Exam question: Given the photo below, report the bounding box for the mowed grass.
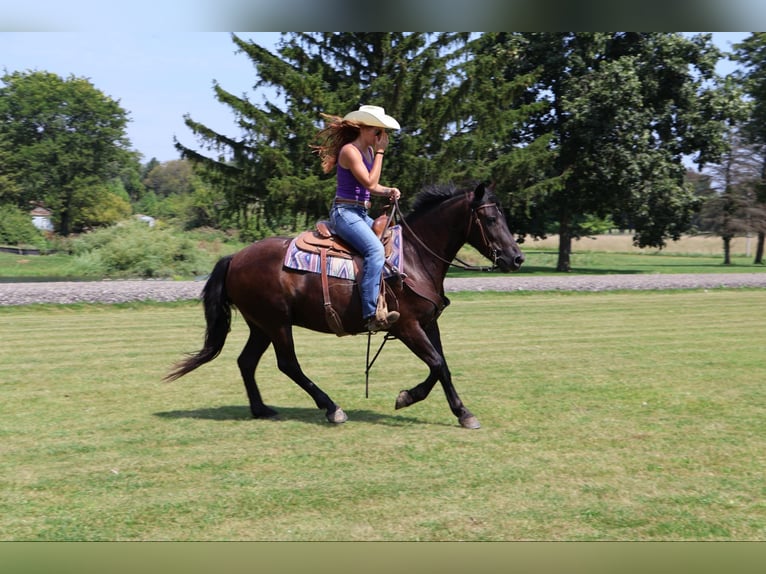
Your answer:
[1,290,765,540]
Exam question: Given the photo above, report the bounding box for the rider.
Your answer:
[314,105,402,332]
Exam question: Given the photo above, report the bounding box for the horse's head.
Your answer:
[468,183,525,272]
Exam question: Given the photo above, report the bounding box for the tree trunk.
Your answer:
[723,236,731,265]
[59,208,71,237]
[557,220,572,272]
[755,231,765,264]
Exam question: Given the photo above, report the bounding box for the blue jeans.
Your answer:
[330,204,385,319]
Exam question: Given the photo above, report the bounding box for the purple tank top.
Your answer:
[336,146,373,203]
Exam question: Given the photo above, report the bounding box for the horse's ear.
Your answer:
[473,182,486,204]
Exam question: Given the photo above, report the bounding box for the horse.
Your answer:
[165,182,525,429]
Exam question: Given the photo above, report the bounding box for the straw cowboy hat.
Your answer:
[343,105,401,130]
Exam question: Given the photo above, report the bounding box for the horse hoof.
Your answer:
[459,415,481,429]
[327,408,348,424]
[395,390,413,410]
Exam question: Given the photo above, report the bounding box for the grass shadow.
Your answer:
[154,404,445,427]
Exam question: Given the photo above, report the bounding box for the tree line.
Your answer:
[3,33,766,269]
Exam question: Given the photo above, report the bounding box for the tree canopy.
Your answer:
[0,70,134,234]
[481,32,738,270]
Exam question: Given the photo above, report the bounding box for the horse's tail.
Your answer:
[164,255,233,382]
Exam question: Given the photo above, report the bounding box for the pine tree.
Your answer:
[175,32,475,238]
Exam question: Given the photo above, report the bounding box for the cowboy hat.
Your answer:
[343,105,400,130]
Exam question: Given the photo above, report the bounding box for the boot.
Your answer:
[365,311,400,332]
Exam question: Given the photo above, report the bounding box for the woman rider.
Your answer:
[314,105,402,332]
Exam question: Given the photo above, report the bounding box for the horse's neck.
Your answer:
[404,202,469,278]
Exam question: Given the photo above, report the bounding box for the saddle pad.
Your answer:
[283,225,403,281]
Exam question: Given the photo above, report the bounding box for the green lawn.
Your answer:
[1,290,764,540]
[0,251,96,280]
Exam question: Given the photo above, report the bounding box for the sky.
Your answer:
[0,31,753,165]
[0,32,282,163]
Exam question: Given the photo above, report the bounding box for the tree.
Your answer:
[700,128,766,265]
[733,32,766,263]
[175,32,475,238]
[73,178,132,230]
[138,159,224,229]
[115,152,147,204]
[474,33,737,271]
[0,133,22,205]
[699,130,754,264]
[143,159,196,197]
[0,70,133,235]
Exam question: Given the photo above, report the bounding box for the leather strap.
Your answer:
[320,247,346,336]
[403,276,449,319]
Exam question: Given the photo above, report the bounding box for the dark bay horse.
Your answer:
[165,182,524,428]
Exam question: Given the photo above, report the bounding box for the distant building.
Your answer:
[30,207,54,232]
[135,214,156,227]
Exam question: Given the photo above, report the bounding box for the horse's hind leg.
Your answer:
[271,325,347,424]
[239,322,278,419]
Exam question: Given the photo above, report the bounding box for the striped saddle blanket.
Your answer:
[283,225,403,281]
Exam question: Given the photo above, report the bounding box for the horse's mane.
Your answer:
[406,183,463,220]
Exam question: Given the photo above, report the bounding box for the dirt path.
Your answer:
[2,273,766,306]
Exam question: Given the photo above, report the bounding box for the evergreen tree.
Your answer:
[175,32,475,238]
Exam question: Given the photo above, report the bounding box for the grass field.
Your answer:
[1,290,765,541]
[527,233,759,256]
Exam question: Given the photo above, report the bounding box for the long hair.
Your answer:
[312,113,362,174]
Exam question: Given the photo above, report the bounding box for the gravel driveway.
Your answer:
[2,273,765,306]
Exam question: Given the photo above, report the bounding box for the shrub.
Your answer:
[0,205,46,248]
[70,219,213,278]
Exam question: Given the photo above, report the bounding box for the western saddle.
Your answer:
[292,214,398,336]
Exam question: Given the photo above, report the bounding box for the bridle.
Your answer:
[390,195,502,272]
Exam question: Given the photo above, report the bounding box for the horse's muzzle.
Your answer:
[497,252,525,272]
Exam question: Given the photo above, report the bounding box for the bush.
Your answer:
[70,219,213,278]
[0,205,46,248]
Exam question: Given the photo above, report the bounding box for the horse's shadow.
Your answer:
[154,405,452,428]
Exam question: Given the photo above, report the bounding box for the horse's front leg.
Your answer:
[395,320,480,429]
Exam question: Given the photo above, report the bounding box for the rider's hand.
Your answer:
[374,130,389,152]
